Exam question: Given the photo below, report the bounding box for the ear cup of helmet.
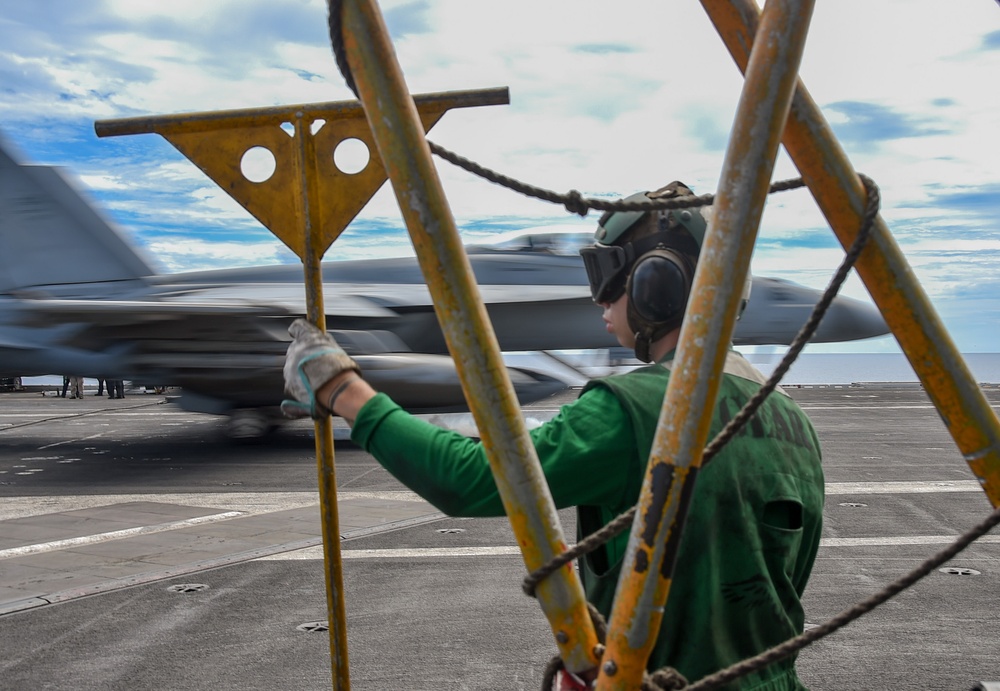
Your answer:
[625,248,695,327]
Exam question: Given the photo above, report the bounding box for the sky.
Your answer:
[1,0,998,354]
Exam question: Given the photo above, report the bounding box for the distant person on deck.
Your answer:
[282,181,825,689]
[108,379,125,399]
[66,376,84,399]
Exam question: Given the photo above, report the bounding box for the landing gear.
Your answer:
[226,409,274,440]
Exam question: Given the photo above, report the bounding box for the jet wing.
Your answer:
[332,283,592,306]
[11,288,395,327]
[0,332,40,350]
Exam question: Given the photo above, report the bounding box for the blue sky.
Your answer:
[1,1,998,353]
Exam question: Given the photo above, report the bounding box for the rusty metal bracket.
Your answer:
[95,88,508,261]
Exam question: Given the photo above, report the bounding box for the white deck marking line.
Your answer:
[259,546,524,560]
[799,404,1000,410]
[342,546,522,558]
[821,535,1000,547]
[0,490,422,521]
[825,480,983,494]
[0,484,981,523]
[798,404,939,409]
[0,511,242,559]
[37,432,106,450]
[265,534,1000,561]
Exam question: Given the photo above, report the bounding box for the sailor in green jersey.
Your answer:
[282,181,824,690]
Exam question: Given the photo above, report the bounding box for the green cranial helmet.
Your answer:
[581,182,706,307]
[594,183,707,249]
[580,181,752,362]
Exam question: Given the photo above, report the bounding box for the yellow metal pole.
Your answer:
[702,0,1000,507]
[292,113,351,689]
[95,88,508,691]
[337,0,601,674]
[595,1,815,687]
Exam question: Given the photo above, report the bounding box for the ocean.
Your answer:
[742,352,1000,386]
[16,353,1000,391]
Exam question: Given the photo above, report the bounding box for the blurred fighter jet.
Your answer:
[0,137,888,437]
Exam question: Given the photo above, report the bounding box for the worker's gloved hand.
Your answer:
[281,318,361,419]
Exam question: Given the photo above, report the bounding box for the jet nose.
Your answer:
[812,294,890,343]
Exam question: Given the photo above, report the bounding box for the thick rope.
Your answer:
[644,668,689,691]
[324,2,805,219]
[524,507,633,599]
[431,140,804,217]
[326,0,359,98]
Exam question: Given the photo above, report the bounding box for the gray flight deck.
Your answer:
[1,383,998,689]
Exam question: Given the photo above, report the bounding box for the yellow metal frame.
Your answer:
[92,0,1000,686]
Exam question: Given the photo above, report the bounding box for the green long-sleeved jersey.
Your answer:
[351,350,824,690]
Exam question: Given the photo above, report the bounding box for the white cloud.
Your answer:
[104,0,221,21]
[146,237,287,272]
[2,0,998,353]
[77,173,129,191]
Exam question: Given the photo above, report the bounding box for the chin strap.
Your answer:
[631,320,680,364]
[634,332,652,363]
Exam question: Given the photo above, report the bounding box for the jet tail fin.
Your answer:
[0,134,155,294]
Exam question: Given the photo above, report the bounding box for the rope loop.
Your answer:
[564,189,589,217]
[643,668,689,691]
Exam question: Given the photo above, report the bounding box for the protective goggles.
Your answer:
[580,200,652,304]
[582,217,703,304]
[580,243,631,304]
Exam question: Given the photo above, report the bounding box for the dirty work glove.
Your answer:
[281,318,361,419]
